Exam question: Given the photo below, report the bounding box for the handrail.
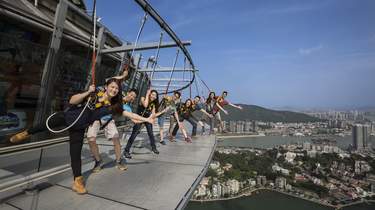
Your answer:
[0,124,133,156]
[175,136,218,210]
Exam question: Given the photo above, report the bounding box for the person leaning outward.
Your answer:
[123,89,168,159]
[213,91,243,132]
[171,99,196,143]
[87,88,139,173]
[192,95,213,135]
[205,92,217,134]
[167,91,182,138]
[9,79,155,195]
[157,95,175,145]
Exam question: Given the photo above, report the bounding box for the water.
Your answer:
[217,135,375,150]
[186,190,333,210]
[185,135,375,210]
[185,190,375,210]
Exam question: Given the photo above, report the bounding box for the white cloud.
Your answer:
[299,44,323,55]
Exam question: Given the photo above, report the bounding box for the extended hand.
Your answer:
[147,115,155,124]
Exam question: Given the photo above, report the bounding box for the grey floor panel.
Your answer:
[3,134,216,210]
[6,186,142,210]
[0,203,20,210]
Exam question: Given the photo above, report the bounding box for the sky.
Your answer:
[86,0,375,109]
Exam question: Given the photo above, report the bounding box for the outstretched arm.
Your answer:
[200,109,213,118]
[69,85,95,105]
[122,111,155,124]
[216,103,228,115]
[154,106,170,117]
[229,102,243,110]
[141,89,151,107]
[111,68,129,80]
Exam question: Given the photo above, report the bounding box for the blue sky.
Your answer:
[87,0,375,109]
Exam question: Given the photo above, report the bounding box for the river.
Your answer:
[186,190,375,210]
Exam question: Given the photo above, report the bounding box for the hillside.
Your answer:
[221,104,321,123]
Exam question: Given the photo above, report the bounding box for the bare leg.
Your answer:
[159,127,164,142]
[88,138,101,161]
[111,137,121,161]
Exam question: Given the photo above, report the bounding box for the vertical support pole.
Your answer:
[150,32,163,80]
[165,49,179,94]
[129,54,142,89]
[34,0,68,125]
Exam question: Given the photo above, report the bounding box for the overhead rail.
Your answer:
[133,0,197,94]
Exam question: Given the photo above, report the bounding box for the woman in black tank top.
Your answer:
[123,89,168,159]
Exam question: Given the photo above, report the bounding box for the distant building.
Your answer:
[352,124,370,151]
[229,121,236,133]
[303,142,311,151]
[222,121,228,132]
[245,121,252,132]
[367,174,375,193]
[275,177,287,189]
[236,121,244,133]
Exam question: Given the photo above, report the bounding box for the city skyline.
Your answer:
[86,0,375,109]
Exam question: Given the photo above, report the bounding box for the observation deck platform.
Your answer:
[0,124,216,210]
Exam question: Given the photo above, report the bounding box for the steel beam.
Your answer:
[151,78,191,82]
[152,84,185,88]
[100,41,191,54]
[34,0,68,124]
[138,68,196,73]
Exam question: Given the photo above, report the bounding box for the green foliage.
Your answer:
[213,150,275,181]
[221,104,321,123]
[206,168,218,177]
[292,181,329,197]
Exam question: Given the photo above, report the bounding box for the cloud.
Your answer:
[299,44,323,55]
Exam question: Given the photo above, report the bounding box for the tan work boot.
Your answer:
[72,176,87,194]
[10,130,30,143]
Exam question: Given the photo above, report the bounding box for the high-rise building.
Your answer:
[236,121,244,133]
[229,121,236,133]
[352,124,370,151]
[245,121,252,132]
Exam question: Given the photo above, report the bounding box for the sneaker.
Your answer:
[92,159,103,173]
[116,159,128,171]
[185,137,192,143]
[160,141,166,145]
[10,130,30,143]
[151,147,159,154]
[169,135,176,142]
[123,151,132,159]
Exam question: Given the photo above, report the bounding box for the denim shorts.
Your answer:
[158,115,165,127]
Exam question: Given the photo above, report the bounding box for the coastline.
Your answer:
[191,188,375,209]
[217,134,264,139]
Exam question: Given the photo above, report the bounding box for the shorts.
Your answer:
[158,115,165,127]
[87,119,119,140]
[214,112,222,121]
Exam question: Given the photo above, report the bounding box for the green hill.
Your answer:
[221,104,321,123]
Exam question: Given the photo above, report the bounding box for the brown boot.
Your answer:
[10,130,30,143]
[72,176,87,194]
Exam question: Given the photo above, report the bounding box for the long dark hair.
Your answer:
[206,91,216,104]
[185,99,192,108]
[149,89,160,111]
[105,78,123,114]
